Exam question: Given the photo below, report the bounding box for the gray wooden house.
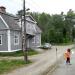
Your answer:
[0,6,41,52]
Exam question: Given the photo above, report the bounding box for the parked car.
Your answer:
[43,43,52,49]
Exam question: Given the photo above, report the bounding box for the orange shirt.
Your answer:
[65,52,70,58]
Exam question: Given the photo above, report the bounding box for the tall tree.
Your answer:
[17,9,75,44]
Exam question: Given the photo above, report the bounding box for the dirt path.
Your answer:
[2,45,74,75]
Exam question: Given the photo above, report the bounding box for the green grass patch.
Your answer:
[54,42,74,46]
[0,59,31,75]
[0,49,39,57]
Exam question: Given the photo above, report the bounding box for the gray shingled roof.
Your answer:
[25,15,41,34]
[0,11,42,35]
[0,12,20,30]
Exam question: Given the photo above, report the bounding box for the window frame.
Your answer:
[14,33,19,45]
[0,35,2,45]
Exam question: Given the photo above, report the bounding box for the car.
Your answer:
[43,43,52,49]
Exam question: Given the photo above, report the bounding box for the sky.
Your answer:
[0,0,75,15]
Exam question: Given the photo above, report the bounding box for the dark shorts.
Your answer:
[66,57,70,63]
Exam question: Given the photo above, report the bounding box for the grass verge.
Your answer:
[0,59,31,75]
[0,49,39,57]
[54,42,74,46]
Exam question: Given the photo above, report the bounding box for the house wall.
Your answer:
[0,30,8,51]
[0,16,8,52]
[26,21,36,35]
[28,37,34,48]
[19,16,41,50]
[28,33,41,49]
[27,38,30,48]
[35,33,41,47]
[10,30,22,51]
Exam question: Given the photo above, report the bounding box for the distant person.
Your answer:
[64,48,71,64]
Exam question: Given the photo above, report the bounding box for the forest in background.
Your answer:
[17,9,75,44]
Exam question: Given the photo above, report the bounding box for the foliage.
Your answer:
[0,59,31,74]
[17,9,75,44]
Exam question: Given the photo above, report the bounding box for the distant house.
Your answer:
[0,6,42,52]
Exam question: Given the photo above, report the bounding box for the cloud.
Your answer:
[0,0,75,14]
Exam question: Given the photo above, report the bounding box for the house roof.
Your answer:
[0,11,41,34]
[35,25,42,33]
[21,15,41,34]
[25,15,37,23]
[25,15,42,34]
[0,12,20,30]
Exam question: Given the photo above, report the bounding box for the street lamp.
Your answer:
[26,8,30,11]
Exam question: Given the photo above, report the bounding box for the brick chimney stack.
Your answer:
[0,6,6,13]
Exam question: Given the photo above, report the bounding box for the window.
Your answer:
[0,35,2,45]
[14,33,19,45]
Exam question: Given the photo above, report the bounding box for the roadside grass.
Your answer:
[0,49,37,74]
[0,49,39,57]
[54,42,74,46]
[0,59,31,75]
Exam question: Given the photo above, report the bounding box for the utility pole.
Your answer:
[22,0,28,63]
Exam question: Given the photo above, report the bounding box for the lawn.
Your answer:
[0,49,38,74]
[0,59,31,75]
[0,49,39,57]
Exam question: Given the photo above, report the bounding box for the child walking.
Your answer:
[64,48,71,64]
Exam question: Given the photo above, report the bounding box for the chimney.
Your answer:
[0,6,6,13]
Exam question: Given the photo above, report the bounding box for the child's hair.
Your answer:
[67,48,71,52]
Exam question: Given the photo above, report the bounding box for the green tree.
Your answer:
[17,9,75,44]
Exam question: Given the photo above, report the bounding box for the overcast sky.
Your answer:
[0,0,75,15]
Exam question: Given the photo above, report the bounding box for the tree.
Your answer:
[17,9,75,44]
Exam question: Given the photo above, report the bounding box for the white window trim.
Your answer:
[14,33,19,45]
[0,35,2,45]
